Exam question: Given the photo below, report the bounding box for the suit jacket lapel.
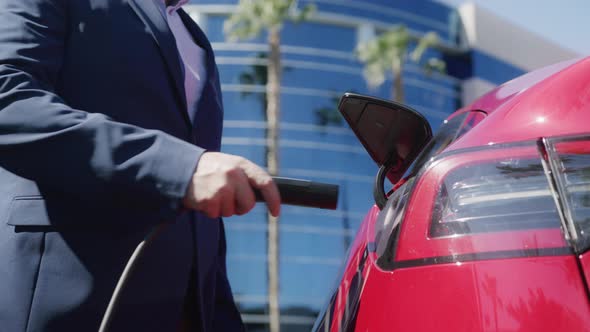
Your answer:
[177,9,215,69]
[177,9,217,104]
[177,9,218,105]
[128,0,192,129]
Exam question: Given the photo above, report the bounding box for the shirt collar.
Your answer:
[163,0,188,14]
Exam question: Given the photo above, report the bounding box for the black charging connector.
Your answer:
[254,177,339,210]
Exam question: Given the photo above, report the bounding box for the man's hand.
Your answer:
[183,152,281,218]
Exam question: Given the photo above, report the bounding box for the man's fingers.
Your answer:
[258,180,281,217]
[240,162,281,216]
[220,186,236,218]
[202,198,221,219]
[234,175,256,215]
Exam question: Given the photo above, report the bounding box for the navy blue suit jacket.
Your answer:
[0,0,244,331]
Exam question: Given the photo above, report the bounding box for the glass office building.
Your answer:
[184,1,576,330]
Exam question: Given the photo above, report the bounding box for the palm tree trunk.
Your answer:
[391,55,404,103]
[267,25,281,332]
[393,69,404,103]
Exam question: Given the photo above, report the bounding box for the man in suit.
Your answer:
[0,0,279,330]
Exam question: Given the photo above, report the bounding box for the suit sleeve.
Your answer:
[213,220,246,331]
[0,0,202,211]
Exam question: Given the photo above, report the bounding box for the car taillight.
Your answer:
[430,156,562,238]
[380,142,573,266]
[544,136,590,253]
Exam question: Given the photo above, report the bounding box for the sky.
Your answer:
[435,0,590,56]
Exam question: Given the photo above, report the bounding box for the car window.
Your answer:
[374,178,414,268]
[403,111,484,179]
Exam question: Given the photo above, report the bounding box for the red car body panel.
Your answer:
[450,57,588,151]
[580,253,590,294]
[315,57,590,331]
[356,256,590,332]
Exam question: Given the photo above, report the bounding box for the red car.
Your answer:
[313,57,590,331]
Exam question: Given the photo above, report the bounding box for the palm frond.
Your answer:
[225,0,314,40]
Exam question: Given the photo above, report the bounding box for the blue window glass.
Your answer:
[206,14,267,43]
[227,259,268,298]
[279,262,342,311]
[281,22,355,51]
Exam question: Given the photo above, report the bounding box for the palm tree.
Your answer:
[314,95,344,131]
[356,25,446,103]
[238,53,269,110]
[225,2,314,331]
[238,53,293,116]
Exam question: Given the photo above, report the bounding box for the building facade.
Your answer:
[183,1,577,330]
